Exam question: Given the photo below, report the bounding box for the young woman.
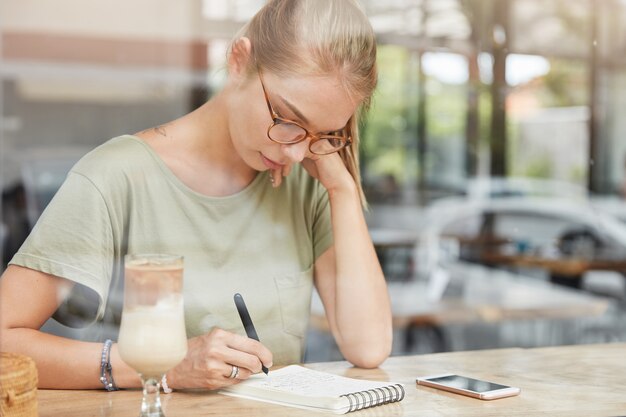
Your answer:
[0,0,392,390]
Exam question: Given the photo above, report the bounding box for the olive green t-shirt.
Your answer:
[10,135,333,365]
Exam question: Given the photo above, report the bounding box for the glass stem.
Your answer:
[140,376,164,417]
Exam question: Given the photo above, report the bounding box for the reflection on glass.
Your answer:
[427,375,509,393]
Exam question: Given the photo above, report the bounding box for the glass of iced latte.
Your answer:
[118,254,187,417]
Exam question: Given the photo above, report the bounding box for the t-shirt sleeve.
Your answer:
[9,171,114,326]
[312,183,333,261]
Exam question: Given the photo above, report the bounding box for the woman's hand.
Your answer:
[165,328,272,390]
[270,153,355,194]
[301,153,355,194]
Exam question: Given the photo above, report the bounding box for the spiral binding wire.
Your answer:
[339,383,405,413]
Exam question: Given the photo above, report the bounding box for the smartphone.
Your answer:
[416,374,520,400]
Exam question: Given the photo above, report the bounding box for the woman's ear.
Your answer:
[228,37,253,79]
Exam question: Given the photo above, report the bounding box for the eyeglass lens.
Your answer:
[268,123,347,154]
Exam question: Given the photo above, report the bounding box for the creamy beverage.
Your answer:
[118,257,187,379]
[118,298,187,377]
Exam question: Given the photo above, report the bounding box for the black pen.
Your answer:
[234,293,269,375]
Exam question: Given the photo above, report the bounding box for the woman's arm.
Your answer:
[0,265,271,389]
[0,265,141,389]
[304,156,392,368]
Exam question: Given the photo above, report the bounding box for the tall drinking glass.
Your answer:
[118,254,188,417]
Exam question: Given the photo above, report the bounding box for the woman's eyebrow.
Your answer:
[275,94,310,126]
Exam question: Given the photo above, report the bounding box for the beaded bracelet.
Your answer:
[99,339,119,391]
[161,374,173,394]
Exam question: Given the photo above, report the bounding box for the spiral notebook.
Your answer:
[220,365,405,414]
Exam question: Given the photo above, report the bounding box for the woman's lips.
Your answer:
[261,154,285,170]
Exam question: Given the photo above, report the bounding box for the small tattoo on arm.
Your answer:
[136,124,172,140]
[154,125,169,138]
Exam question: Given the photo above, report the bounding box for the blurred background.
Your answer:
[2,0,626,361]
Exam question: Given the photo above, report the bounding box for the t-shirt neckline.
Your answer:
[122,134,268,203]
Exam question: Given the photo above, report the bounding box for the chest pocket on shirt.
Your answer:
[274,266,314,338]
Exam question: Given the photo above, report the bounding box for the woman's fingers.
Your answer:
[271,168,282,188]
[226,332,273,373]
[270,164,295,188]
[205,329,272,374]
[302,153,355,192]
[282,164,292,178]
[219,361,253,381]
[167,328,272,390]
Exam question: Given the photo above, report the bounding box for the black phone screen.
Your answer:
[425,375,510,393]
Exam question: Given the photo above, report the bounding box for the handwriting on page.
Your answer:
[253,367,389,398]
[266,370,336,392]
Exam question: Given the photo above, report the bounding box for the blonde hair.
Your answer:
[232,0,377,207]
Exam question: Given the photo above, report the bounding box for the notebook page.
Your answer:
[221,365,402,413]
[255,365,395,397]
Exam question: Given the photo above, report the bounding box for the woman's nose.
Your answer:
[281,140,310,163]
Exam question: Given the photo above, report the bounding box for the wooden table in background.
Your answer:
[38,343,626,417]
[483,252,626,277]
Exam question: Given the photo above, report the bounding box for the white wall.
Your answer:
[2,0,203,40]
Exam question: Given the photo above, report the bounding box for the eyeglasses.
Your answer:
[258,70,352,155]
